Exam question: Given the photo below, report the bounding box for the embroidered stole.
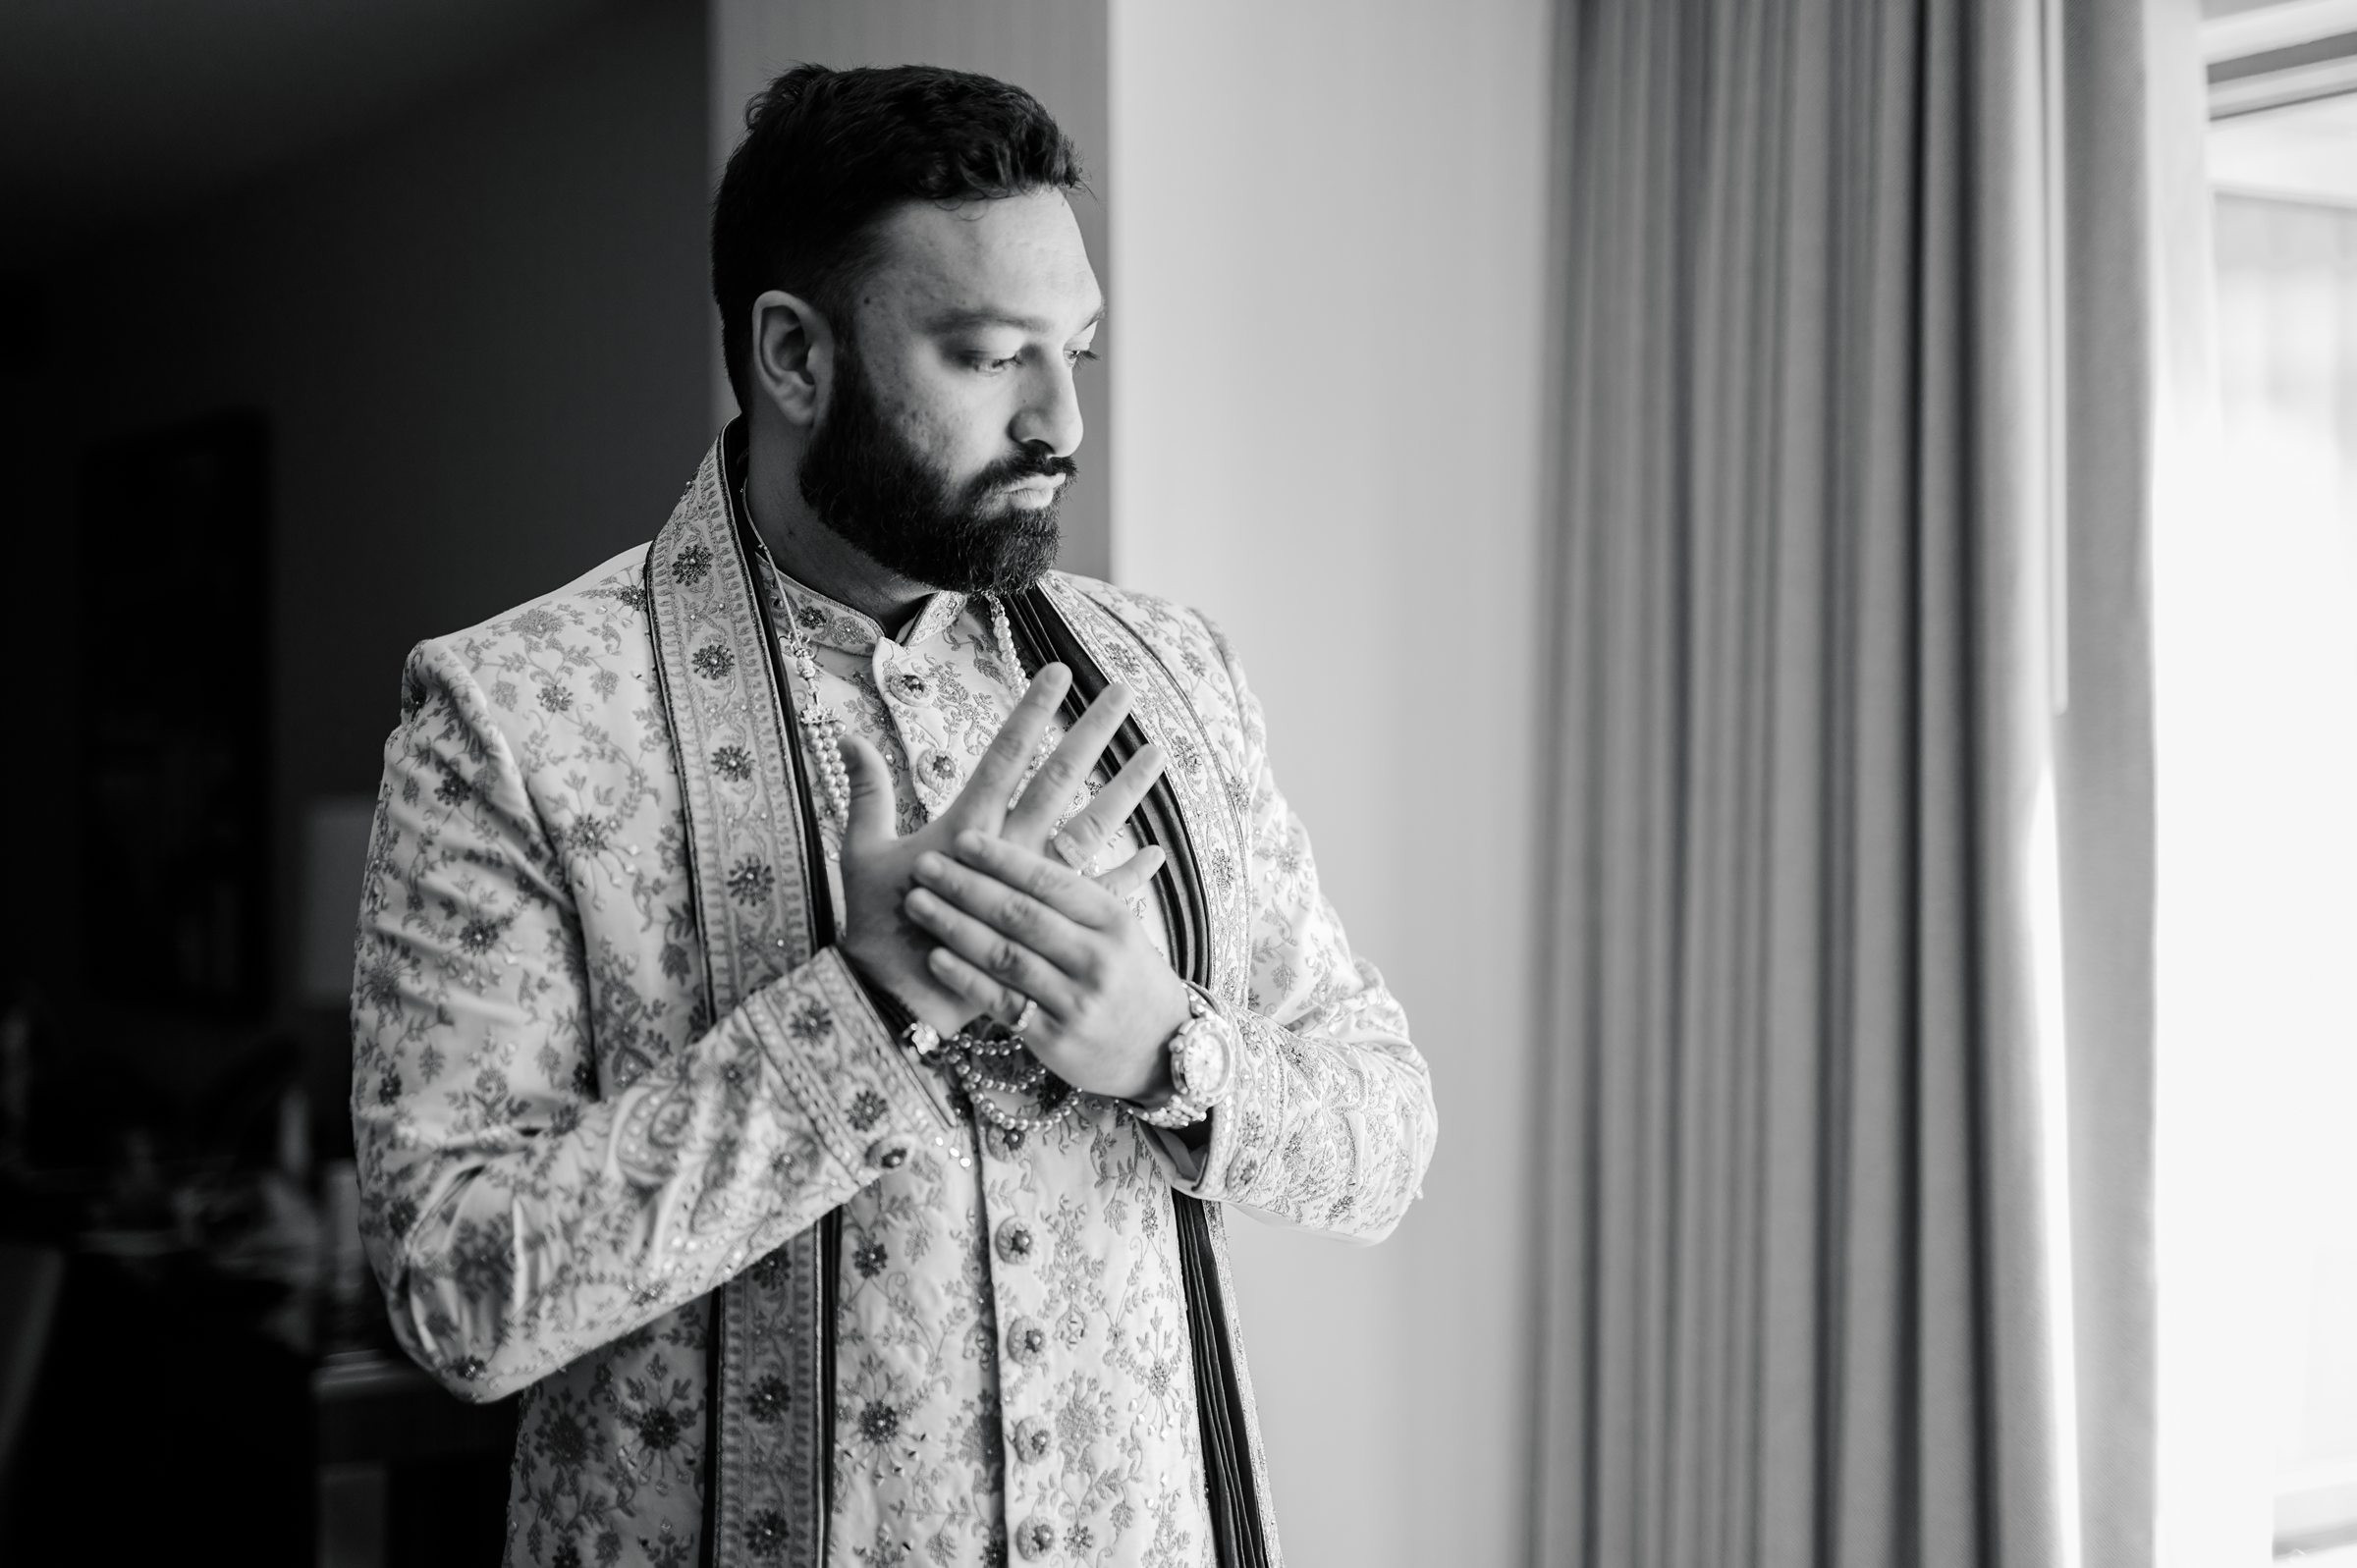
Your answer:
[644,435,1268,1567]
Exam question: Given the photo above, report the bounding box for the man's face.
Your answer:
[797,189,1103,595]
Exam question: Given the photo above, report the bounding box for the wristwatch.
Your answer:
[1131,986,1238,1128]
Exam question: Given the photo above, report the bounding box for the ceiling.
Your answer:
[0,0,629,270]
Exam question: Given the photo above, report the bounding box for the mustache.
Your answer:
[972,447,1080,489]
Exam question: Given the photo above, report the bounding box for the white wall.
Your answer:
[1110,5,1554,1563]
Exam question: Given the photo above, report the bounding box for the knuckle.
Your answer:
[988,941,1025,979]
[999,893,1038,933]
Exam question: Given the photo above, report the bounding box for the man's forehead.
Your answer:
[862,192,1102,332]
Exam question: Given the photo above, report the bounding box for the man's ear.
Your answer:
[749,289,834,427]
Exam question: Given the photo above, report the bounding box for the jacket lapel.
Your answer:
[645,431,835,1568]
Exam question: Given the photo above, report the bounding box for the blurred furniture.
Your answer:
[0,1244,64,1534]
[315,1347,517,1568]
[77,410,271,1020]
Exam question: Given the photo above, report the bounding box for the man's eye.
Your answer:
[1067,348,1100,369]
[965,352,1020,373]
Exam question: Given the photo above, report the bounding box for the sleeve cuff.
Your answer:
[742,947,957,1179]
[1146,992,1271,1202]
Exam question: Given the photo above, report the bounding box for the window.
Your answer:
[2176,4,2357,1560]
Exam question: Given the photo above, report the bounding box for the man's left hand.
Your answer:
[904,831,1192,1103]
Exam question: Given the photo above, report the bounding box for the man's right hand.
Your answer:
[835,662,1169,1034]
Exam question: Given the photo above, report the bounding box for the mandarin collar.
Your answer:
[723,419,976,656]
[758,557,970,656]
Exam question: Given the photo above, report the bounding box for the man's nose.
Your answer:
[1010,359,1083,459]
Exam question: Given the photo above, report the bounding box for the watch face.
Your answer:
[1178,1020,1233,1103]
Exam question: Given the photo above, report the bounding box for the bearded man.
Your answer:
[353,63,1435,1568]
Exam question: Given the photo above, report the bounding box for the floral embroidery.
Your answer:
[725,857,773,905]
[671,541,712,585]
[538,683,575,713]
[633,1405,685,1450]
[746,1375,790,1423]
[712,744,753,783]
[741,1511,788,1558]
[691,642,735,680]
[456,914,508,954]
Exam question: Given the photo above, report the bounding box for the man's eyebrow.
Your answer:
[923,304,1106,337]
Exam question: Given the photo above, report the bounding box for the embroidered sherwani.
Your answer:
[352,431,1437,1568]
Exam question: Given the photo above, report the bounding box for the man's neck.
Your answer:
[743,434,938,639]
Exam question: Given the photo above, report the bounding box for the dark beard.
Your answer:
[797,343,1074,595]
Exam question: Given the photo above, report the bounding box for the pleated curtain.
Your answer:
[1530,1,2192,1563]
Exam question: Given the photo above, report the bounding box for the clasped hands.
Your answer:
[835,663,1193,1105]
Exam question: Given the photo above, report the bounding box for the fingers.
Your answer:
[946,831,1127,931]
[1091,844,1167,901]
[1005,682,1132,844]
[904,878,1074,1015]
[1049,741,1165,872]
[838,733,897,847]
[923,946,1032,1026]
[954,664,1072,835]
[910,847,1096,970]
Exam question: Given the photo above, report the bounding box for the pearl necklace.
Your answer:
[769,576,1088,1140]
[776,592,1025,824]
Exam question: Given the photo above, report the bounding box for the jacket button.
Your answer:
[1011,1415,1052,1464]
[1014,1516,1057,1559]
[994,1217,1034,1264]
[1006,1318,1047,1365]
[867,1139,907,1170]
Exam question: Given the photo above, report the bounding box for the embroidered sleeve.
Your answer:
[352,638,951,1402]
[1164,616,1437,1243]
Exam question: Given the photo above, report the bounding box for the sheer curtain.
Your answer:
[1529,1,2200,1563]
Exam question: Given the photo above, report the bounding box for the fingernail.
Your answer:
[913,851,944,879]
[955,830,987,855]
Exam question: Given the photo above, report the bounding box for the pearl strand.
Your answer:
[773,583,1081,1138]
[948,1054,1087,1134]
[988,594,1025,689]
[776,622,852,824]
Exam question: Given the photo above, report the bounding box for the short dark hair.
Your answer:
[711,63,1086,410]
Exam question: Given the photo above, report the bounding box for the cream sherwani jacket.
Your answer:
[352,432,1437,1568]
